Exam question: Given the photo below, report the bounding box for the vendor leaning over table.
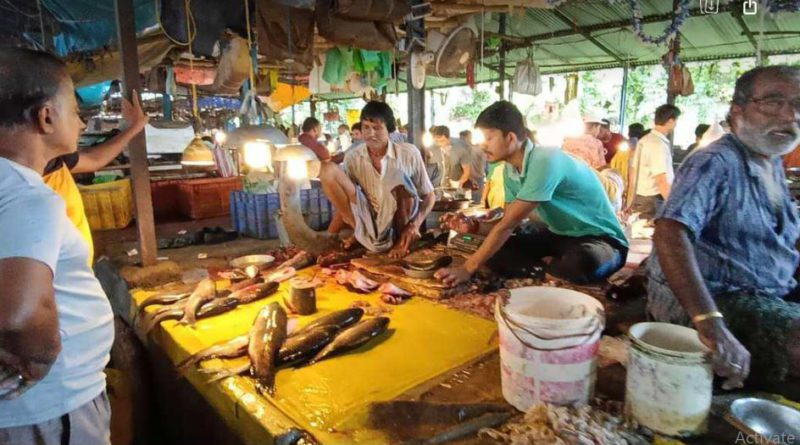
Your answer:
[436,101,628,286]
[648,65,800,390]
[319,101,435,258]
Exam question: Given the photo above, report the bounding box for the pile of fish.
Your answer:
[138,276,282,333]
[177,307,391,395]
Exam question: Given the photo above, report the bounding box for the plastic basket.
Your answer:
[230,189,332,239]
[177,177,243,220]
[79,178,134,231]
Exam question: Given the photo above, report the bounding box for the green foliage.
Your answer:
[450,89,493,122]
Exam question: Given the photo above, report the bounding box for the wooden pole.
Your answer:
[498,13,507,101]
[115,0,157,266]
[619,64,629,131]
[407,59,426,147]
[310,98,317,119]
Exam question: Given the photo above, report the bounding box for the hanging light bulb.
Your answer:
[214,130,227,145]
[286,158,308,180]
[181,137,215,166]
[243,141,270,170]
[422,131,434,148]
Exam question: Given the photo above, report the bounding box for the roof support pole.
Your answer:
[115,0,157,266]
[498,13,508,101]
[310,98,317,119]
[618,64,629,132]
[666,0,681,107]
[407,61,426,147]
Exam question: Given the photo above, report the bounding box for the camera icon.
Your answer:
[743,0,758,15]
[700,0,719,14]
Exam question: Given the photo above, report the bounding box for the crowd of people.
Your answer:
[1,44,800,443]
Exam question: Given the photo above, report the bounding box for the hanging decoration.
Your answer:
[629,0,691,45]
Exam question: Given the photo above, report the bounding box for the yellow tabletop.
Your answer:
[132,267,498,444]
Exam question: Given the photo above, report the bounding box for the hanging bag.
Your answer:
[512,49,542,96]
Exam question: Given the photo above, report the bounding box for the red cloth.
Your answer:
[298,132,331,161]
[603,133,626,164]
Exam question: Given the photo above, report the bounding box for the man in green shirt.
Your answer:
[436,101,628,285]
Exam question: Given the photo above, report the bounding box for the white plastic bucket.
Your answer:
[495,286,605,411]
[625,322,713,437]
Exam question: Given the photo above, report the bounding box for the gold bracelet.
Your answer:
[692,311,724,324]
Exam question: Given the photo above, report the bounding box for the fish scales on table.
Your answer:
[178,278,218,326]
[308,317,390,365]
[249,303,288,395]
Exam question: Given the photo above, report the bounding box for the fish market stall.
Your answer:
[131,247,499,445]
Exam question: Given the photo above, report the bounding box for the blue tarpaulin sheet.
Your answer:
[43,0,156,55]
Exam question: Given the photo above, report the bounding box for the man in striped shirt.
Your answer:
[320,102,434,257]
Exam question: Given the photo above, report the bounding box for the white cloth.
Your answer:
[0,158,113,427]
[632,129,673,197]
[343,141,433,252]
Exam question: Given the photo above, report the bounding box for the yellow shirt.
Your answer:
[486,161,506,209]
[43,164,94,265]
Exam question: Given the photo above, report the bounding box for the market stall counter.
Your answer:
[132,263,497,444]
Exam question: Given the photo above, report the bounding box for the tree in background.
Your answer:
[450,89,493,122]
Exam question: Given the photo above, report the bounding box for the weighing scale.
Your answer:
[447,231,486,253]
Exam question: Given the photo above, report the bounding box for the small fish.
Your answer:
[308,317,390,365]
[141,297,239,334]
[179,279,218,327]
[229,276,264,292]
[296,308,364,335]
[249,303,288,395]
[138,292,190,312]
[176,334,249,372]
[201,361,251,383]
[233,281,280,305]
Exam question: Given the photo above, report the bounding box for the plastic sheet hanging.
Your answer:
[256,0,315,72]
[212,33,252,95]
[512,49,542,96]
[332,0,410,22]
[315,0,397,51]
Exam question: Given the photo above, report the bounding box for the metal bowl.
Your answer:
[230,254,275,269]
[728,398,800,442]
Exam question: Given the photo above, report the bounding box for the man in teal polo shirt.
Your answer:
[436,101,628,285]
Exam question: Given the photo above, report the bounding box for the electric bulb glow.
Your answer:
[243,141,270,170]
[286,158,308,180]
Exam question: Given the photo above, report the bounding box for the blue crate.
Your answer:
[231,189,333,240]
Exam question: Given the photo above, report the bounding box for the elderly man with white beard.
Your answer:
[648,66,800,392]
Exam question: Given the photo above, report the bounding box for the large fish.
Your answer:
[308,317,390,365]
[295,308,364,335]
[201,325,340,382]
[176,334,249,372]
[179,279,218,326]
[249,303,288,395]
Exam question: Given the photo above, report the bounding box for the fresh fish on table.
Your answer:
[178,278,218,326]
[228,275,264,292]
[276,250,316,271]
[295,308,365,335]
[308,317,390,365]
[265,267,296,283]
[249,303,288,395]
[229,281,280,305]
[176,334,249,372]
[138,292,190,312]
[335,269,379,292]
[200,325,340,382]
[141,296,239,334]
